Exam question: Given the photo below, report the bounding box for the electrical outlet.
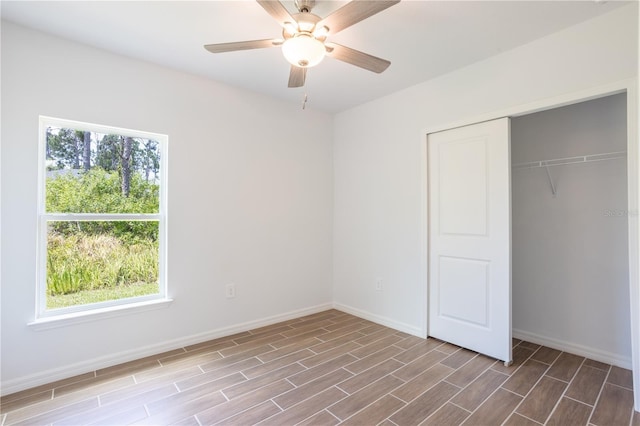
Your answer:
[226,283,236,298]
[375,279,383,292]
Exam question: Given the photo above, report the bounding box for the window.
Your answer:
[36,116,167,319]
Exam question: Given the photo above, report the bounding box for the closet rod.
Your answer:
[512,151,626,170]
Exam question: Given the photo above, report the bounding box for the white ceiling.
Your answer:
[1,0,629,113]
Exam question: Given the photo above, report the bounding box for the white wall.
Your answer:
[333,5,638,336]
[511,94,630,365]
[1,21,333,393]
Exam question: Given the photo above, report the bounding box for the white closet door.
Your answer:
[428,118,511,363]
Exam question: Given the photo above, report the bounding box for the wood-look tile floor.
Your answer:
[1,310,637,426]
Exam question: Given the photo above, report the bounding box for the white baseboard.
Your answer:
[512,328,632,370]
[0,303,333,396]
[332,303,426,338]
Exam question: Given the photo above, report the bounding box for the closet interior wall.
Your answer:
[511,93,631,367]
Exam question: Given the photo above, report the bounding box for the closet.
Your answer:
[511,93,631,366]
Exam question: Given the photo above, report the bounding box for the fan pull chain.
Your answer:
[302,93,308,110]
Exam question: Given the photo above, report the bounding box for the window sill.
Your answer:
[28,298,173,331]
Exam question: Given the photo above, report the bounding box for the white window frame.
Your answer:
[35,116,169,322]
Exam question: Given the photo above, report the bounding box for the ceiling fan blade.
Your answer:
[204,39,281,53]
[288,66,307,88]
[325,43,390,73]
[256,0,295,27]
[318,0,400,35]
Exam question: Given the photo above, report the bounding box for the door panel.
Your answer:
[438,256,489,327]
[439,137,488,236]
[428,118,511,363]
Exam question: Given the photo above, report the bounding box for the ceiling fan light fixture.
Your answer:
[313,25,329,38]
[283,21,298,35]
[282,33,325,68]
[204,0,399,88]
[298,20,315,32]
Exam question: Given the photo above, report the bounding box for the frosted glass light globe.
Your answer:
[282,34,325,68]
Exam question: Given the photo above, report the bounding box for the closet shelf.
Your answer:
[512,151,626,170]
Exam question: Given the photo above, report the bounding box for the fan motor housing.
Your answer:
[294,0,316,13]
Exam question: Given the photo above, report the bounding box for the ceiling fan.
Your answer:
[204,0,400,88]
